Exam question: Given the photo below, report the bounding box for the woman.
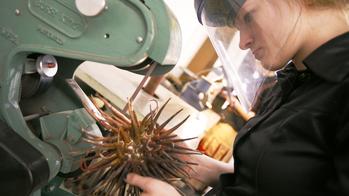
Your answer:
[126,0,349,195]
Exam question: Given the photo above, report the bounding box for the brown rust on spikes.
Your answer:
[159,115,190,136]
[95,94,131,124]
[69,95,200,196]
[154,108,185,134]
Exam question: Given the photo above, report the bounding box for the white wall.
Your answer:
[164,0,208,77]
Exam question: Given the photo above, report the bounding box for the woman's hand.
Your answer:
[126,173,181,196]
[188,154,234,187]
[173,138,235,188]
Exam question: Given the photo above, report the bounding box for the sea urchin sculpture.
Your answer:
[69,95,200,195]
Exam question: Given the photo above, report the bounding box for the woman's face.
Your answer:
[235,0,303,70]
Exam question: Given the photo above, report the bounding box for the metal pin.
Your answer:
[15,9,20,16]
[136,36,144,44]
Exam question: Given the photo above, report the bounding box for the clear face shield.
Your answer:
[198,0,294,113]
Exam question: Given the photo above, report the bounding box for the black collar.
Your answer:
[303,31,349,83]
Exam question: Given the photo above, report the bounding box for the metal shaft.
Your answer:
[122,62,157,113]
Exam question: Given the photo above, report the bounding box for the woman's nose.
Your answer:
[239,31,253,50]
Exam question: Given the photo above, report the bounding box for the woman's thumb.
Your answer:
[126,173,151,190]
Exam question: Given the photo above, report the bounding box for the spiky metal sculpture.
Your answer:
[68,95,200,195]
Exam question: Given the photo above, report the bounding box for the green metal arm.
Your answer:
[0,0,181,185]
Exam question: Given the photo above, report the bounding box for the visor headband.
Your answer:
[195,0,246,25]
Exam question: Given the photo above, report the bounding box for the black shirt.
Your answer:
[214,32,349,196]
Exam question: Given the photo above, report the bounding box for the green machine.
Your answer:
[0,0,181,195]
